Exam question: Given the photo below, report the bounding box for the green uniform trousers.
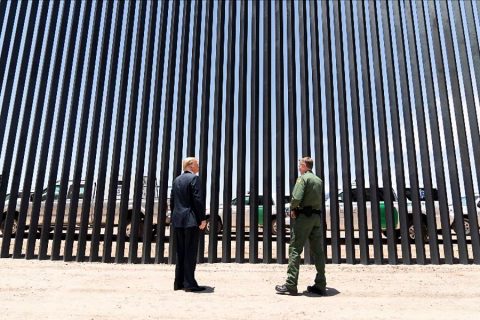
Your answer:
[286,213,326,290]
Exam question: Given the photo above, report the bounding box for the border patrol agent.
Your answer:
[275,157,326,295]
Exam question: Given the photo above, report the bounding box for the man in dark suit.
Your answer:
[171,157,206,292]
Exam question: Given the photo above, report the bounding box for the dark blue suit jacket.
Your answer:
[170,171,205,228]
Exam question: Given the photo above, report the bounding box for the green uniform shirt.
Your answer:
[290,171,323,210]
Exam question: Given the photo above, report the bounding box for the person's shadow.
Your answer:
[302,286,340,297]
[190,286,215,294]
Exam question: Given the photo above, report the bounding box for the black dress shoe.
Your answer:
[307,285,326,295]
[185,286,206,292]
[174,286,184,291]
[275,284,298,295]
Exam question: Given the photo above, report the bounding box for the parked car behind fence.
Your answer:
[1,178,159,239]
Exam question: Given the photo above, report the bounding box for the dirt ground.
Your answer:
[1,259,480,319]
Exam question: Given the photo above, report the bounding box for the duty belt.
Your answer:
[297,206,321,216]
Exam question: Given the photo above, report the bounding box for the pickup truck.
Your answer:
[1,178,160,238]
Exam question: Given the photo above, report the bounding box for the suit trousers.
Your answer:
[174,227,200,289]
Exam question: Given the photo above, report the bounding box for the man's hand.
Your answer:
[199,220,207,230]
[290,209,297,220]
